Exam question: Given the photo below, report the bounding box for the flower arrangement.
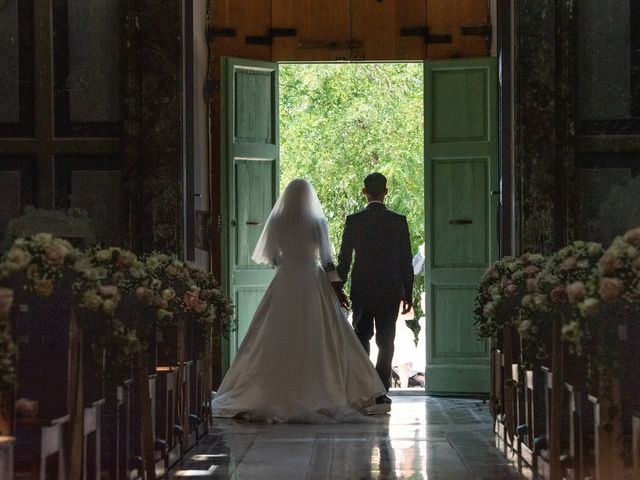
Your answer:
[0,234,237,391]
[518,241,604,358]
[143,253,235,336]
[474,254,546,340]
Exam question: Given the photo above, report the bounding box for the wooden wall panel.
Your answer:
[272,0,351,61]
[427,0,491,59]
[458,0,491,57]
[396,0,428,60]
[350,0,428,60]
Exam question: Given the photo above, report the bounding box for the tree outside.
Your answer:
[279,63,425,314]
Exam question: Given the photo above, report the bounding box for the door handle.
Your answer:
[246,221,262,226]
[449,219,473,225]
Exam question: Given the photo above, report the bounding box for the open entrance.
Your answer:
[220,57,498,395]
[279,63,426,391]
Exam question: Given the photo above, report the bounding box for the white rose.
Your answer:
[102,298,118,314]
[517,319,532,335]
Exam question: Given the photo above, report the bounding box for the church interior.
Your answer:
[0,0,639,478]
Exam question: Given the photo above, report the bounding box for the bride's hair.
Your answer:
[251,179,333,267]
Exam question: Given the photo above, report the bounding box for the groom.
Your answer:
[335,172,414,400]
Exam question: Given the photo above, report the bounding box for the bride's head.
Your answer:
[278,179,323,221]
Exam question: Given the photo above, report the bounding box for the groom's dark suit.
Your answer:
[336,202,413,391]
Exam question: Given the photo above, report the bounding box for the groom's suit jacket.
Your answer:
[336,202,413,307]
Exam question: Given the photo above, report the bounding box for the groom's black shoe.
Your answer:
[376,395,392,405]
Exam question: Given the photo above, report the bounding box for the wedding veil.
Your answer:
[251,179,334,267]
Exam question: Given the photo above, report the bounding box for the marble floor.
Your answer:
[169,396,534,479]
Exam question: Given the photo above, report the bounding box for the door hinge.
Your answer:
[400,27,452,44]
[298,40,363,49]
[206,27,237,42]
[246,27,297,45]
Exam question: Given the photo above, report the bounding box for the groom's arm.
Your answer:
[336,216,354,284]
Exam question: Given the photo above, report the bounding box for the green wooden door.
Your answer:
[424,58,498,394]
[221,57,279,368]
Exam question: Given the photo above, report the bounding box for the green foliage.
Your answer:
[279,63,425,293]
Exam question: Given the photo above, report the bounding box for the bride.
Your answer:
[211,179,388,422]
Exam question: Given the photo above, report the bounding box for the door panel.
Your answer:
[425,58,498,394]
[433,158,488,267]
[222,57,279,366]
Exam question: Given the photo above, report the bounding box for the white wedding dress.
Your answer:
[211,180,386,423]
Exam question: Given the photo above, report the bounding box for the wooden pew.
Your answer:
[0,436,15,480]
[633,412,640,480]
[155,367,178,469]
[14,416,69,480]
[102,379,132,480]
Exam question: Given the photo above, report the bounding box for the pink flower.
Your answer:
[43,245,66,266]
[624,228,640,246]
[504,284,518,297]
[183,290,198,307]
[184,289,207,313]
[566,281,585,304]
[561,256,577,270]
[500,276,508,288]
[117,255,134,270]
[135,286,154,303]
[0,288,14,316]
[524,265,540,276]
[527,278,537,293]
[599,253,620,275]
[599,277,625,302]
[485,267,498,280]
[550,285,567,303]
[165,265,178,276]
[98,285,119,297]
[632,255,640,272]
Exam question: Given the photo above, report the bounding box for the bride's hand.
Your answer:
[331,282,350,309]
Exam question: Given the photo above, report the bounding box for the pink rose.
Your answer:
[485,267,498,280]
[98,285,119,297]
[527,278,537,293]
[504,284,518,297]
[0,288,14,316]
[183,291,199,309]
[117,255,134,270]
[44,245,66,266]
[183,290,207,312]
[550,285,567,303]
[599,277,625,302]
[631,255,640,272]
[524,265,540,276]
[561,256,577,270]
[624,228,640,246]
[500,276,508,288]
[566,281,585,304]
[165,265,178,276]
[599,253,620,275]
[135,286,154,303]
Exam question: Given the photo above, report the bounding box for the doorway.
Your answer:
[279,62,426,391]
[220,57,498,395]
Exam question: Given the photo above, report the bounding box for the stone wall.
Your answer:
[513,0,640,254]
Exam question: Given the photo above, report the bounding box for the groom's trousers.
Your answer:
[352,300,398,391]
